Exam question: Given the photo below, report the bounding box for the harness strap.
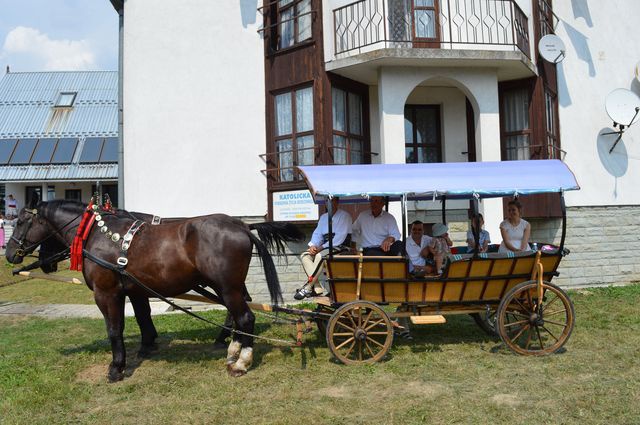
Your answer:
[117,220,145,267]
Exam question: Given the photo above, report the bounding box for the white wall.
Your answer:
[123,0,267,217]
[554,0,640,208]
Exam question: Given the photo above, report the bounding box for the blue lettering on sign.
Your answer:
[278,192,312,201]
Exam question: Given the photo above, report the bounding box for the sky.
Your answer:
[0,0,118,73]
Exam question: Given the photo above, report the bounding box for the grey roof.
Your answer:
[0,163,118,182]
[0,71,117,138]
[0,71,118,182]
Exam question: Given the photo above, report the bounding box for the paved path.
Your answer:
[0,299,223,319]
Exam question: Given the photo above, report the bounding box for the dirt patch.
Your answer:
[404,381,447,398]
[491,393,520,407]
[317,385,350,398]
[75,364,105,384]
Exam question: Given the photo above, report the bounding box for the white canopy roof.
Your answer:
[297,160,579,203]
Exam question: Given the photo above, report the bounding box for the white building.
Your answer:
[111,0,640,293]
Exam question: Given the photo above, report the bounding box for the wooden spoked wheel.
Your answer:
[497,280,575,356]
[326,301,393,365]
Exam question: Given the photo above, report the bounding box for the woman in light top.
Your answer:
[498,200,531,253]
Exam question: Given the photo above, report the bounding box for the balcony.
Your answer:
[330,0,533,82]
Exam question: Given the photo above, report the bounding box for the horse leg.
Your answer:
[95,289,127,382]
[129,294,158,357]
[224,293,256,377]
[213,311,234,349]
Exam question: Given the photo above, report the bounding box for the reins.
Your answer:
[10,209,84,258]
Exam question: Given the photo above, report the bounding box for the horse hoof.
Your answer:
[226,364,247,377]
[107,370,124,383]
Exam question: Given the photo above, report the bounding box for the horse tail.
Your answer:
[247,232,283,306]
[249,222,304,256]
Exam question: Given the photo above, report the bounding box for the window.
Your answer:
[273,86,314,182]
[47,185,56,201]
[544,88,560,159]
[65,189,81,202]
[0,139,17,164]
[25,186,42,206]
[31,138,57,164]
[276,0,312,50]
[52,138,78,163]
[413,0,437,39]
[404,105,441,163]
[79,137,104,163]
[9,138,37,164]
[55,92,77,107]
[501,87,531,160]
[538,0,554,37]
[332,87,365,165]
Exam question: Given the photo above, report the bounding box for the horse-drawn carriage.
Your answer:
[6,159,580,378]
[297,159,580,364]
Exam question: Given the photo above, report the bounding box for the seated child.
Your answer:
[466,214,491,253]
[428,223,452,274]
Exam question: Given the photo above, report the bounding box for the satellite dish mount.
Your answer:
[603,88,640,153]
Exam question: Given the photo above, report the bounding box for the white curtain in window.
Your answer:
[506,135,530,160]
[297,0,312,41]
[414,0,435,39]
[297,135,314,165]
[296,87,313,132]
[350,139,363,164]
[332,88,346,132]
[277,139,294,181]
[275,93,292,136]
[333,135,347,164]
[279,7,294,49]
[503,88,529,132]
[348,92,362,135]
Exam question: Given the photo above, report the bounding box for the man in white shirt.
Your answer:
[295,197,352,300]
[405,220,434,274]
[352,196,402,256]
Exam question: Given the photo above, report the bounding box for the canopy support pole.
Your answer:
[401,194,407,256]
[441,195,447,225]
[471,197,480,259]
[559,192,567,254]
[327,196,334,260]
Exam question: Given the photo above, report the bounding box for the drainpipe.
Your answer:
[116,6,125,209]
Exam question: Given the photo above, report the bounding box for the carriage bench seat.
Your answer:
[326,249,564,305]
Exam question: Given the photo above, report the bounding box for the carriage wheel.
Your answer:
[497,280,574,356]
[326,301,393,365]
[470,309,498,337]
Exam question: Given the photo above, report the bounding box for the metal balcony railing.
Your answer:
[333,0,530,58]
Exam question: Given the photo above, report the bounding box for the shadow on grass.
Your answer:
[58,312,516,378]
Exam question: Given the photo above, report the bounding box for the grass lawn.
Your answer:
[1,280,639,424]
[0,258,94,305]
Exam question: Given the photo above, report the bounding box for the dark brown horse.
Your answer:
[6,200,302,381]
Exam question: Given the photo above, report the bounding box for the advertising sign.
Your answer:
[272,189,318,221]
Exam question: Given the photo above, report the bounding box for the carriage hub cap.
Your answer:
[355,328,367,341]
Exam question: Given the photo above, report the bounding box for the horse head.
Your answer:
[5,204,54,264]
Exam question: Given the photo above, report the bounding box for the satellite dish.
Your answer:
[635,60,640,83]
[605,88,640,126]
[538,34,566,63]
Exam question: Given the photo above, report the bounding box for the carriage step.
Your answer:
[410,315,446,325]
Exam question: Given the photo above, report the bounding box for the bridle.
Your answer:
[10,208,84,259]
